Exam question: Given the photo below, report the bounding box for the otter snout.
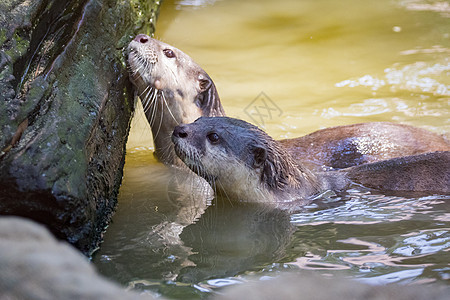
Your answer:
[133,33,151,44]
[172,124,189,139]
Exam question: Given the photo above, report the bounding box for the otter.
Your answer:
[172,117,321,204]
[172,117,449,205]
[127,34,224,165]
[128,35,449,170]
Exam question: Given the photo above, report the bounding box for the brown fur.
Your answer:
[281,122,450,171]
[344,151,450,193]
[127,34,224,165]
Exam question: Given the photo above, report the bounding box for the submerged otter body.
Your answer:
[283,122,450,171]
[128,35,449,170]
[127,34,224,165]
[172,117,449,205]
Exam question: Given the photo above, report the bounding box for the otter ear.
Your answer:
[196,74,224,116]
[252,146,267,168]
[198,74,212,92]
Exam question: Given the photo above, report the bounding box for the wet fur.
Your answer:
[172,117,321,203]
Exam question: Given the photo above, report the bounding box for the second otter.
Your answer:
[172,117,449,205]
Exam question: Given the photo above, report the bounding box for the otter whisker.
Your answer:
[215,179,234,207]
[141,98,155,126]
[145,90,157,116]
[144,88,159,127]
[134,61,148,77]
[140,92,153,115]
[159,133,176,163]
[148,89,160,125]
[152,94,165,140]
[161,92,180,125]
[140,88,152,113]
[139,85,151,98]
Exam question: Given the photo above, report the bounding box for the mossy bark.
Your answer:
[0,0,160,255]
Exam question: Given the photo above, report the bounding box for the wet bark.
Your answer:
[0,0,160,255]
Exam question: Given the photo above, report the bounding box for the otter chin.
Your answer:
[172,117,322,204]
[127,34,224,165]
[172,117,450,205]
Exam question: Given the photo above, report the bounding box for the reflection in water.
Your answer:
[94,0,449,298]
[178,199,294,283]
[93,153,214,283]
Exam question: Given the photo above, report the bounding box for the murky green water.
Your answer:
[93,0,449,298]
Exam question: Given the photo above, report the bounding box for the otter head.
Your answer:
[127,35,224,164]
[172,117,320,202]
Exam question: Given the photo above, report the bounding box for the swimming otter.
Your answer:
[172,117,321,204]
[128,35,449,170]
[127,34,224,165]
[172,117,449,205]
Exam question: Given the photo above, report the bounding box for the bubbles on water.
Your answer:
[335,75,386,90]
[400,45,449,55]
[399,0,450,17]
[336,61,450,96]
[385,62,450,95]
[320,98,391,118]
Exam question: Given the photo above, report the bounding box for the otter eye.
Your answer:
[163,49,176,58]
[207,132,220,144]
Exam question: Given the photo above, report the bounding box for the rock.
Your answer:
[0,216,157,300]
[0,0,161,254]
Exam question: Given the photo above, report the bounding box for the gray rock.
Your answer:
[0,0,160,254]
[0,216,157,300]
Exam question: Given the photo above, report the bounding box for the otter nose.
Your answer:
[134,34,150,44]
[173,125,188,138]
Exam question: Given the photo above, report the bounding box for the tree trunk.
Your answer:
[0,0,160,255]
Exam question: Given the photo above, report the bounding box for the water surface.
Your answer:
[94,0,449,298]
